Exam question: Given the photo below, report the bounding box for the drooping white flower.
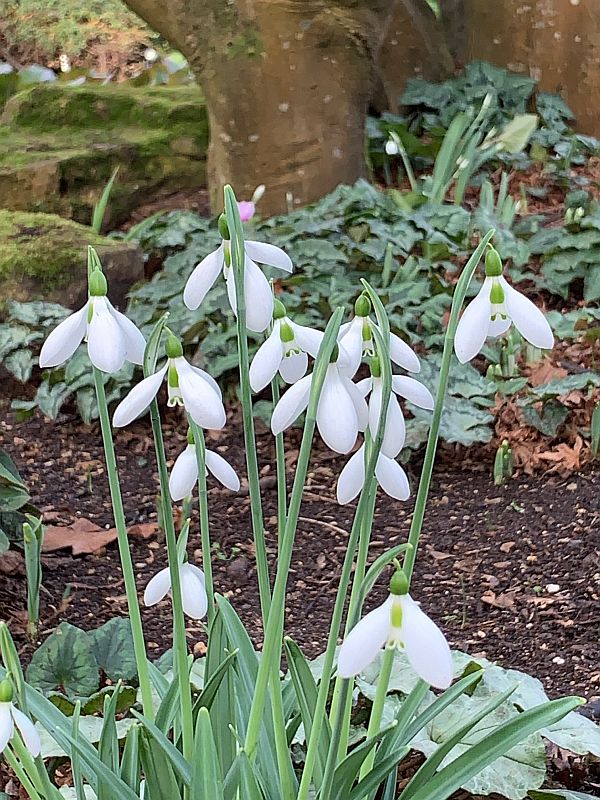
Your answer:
[356,366,434,458]
[39,270,145,374]
[144,562,208,619]
[338,294,421,379]
[338,575,453,689]
[455,246,554,364]
[169,431,240,501]
[336,442,410,504]
[183,214,293,332]
[249,300,323,392]
[0,680,41,757]
[271,351,367,454]
[113,335,225,430]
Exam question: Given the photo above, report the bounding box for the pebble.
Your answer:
[552,656,566,665]
[546,583,561,593]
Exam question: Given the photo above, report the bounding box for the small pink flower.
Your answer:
[238,201,256,223]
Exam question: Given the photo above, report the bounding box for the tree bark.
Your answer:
[461,0,600,137]
[123,0,398,215]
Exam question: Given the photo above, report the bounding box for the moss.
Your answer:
[0,210,123,291]
[1,84,207,134]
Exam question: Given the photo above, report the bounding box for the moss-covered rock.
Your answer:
[0,84,208,227]
[0,210,144,309]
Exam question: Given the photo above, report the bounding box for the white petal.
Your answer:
[180,564,208,619]
[107,301,146,365]
[243,259,275,332]
[336,446,366,504]
[245,240,294,273]
[0,703,14,753]
[176,358,226,430]
[271,374,312,434]
[368,380,384,440]
[11,708,40,757]
[375,455,410,501]
[337,597,393,678]
[338,318,364,378]
[112,363,167,427]
[279,351,308,384]
[39,303,88,368]
[189,365,222,399]
[381,396,406,458]
[454,279,493,363]
[205,449,240,491]
[183,245,223,310]
[144,567,172,606]
[317,366,359,454]
[169,444,198,501]
[288,320,324,358]
[392,376,434,410]
[355,377,372,398]
[87,297,127,374]
[400,595,453,689]
[500,277,554,350]
[249,326,283,392]
[487,315,512,338]
[343,378,369,432]
[389,331,421,373]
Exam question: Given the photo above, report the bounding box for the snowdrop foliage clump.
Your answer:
[3,197,581,800]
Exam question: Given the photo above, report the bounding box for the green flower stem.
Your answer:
[148,398,194,789]
[224,187,271,621]
[402,230,494,583]
[243,308,344,760]
[271,377,287,549]
[4,748,43,800]
[358,647,395,790]
[92,368,153,719]
[297,326,392,800]
[188,419,214,625]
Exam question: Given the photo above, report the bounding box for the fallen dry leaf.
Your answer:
[528,360,568,387]
[42,518,157,555]
[0,550,24,575]
[481,590,516,609]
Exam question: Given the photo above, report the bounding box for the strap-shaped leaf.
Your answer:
[131,709,191,786]
[97,683,121,800]
[347,748,410,800]
[120,723,141,795]
[139,729,182,800]
[406,697,582,800]
[284,637,331,787]
[328,725,396,800]
[192,708,225,799]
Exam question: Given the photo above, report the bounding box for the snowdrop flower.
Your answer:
[237,184,265,222]
[249,300,323,392]
[455,246,554,364]
[183,214,293,332]
[338,571,453,689]
[144,561,208,619]
[0,679,41,756]
[271,348,367,454]
[338,294,421,378]
[169,429,240,501]
[337,442,410,504]
[356,358,434,458]
[39,269,146,374]
[113,335,225,430]
[385,136,399,156]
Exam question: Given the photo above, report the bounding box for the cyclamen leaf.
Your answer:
[27,622,99,698]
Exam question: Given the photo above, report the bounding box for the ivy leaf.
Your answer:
[88,617,138,682]
[27,622,100,698]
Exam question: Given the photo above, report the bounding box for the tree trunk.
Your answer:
[376,0,455,113]
[461,0,600,136]
[123,0,396,215]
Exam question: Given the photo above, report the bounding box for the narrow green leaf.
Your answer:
[92,168,119,234]
[192,708,224,799]
[120,724,141,794]
[139,729,182,800]
[143,312,170,376]
[131,709,191,786]
[591,402,600,455]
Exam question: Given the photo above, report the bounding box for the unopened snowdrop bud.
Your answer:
[454,245,553,363]
[39,259,146,374]
[337,574,453,688]
[0,679,41,756]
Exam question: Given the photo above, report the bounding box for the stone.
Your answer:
[0,210,144,309]
[0,84,209,228]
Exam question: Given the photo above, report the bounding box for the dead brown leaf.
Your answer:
[481,590,516,609]
[42,518,156,555]
[529,360,568,387]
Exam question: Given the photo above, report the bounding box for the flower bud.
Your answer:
[273,299,287,320]
[165,334,184,359]
[354,294,371,318]
[218,213,230,240]
[0,679,13,702]
[485,247,503,277]
[89,270,108,297]
[389,569,409,596]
